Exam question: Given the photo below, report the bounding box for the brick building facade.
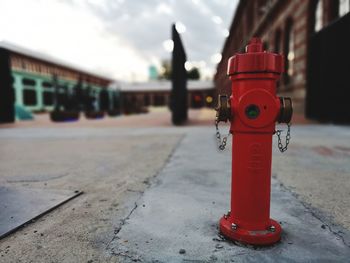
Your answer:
[215,0,350,118]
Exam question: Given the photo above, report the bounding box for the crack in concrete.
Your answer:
[277,182,350,249]
[105,135,186,257]
[110,248,141,262]
[298,200,350,249]
[105,201,138,252]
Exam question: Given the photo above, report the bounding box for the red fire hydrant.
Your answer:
[215,38,293,245]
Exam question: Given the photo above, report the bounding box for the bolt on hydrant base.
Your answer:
[219,216,282,246]
[215,38,293,246]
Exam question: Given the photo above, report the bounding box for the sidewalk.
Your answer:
[108,126,350,262]
[0,112,349,262]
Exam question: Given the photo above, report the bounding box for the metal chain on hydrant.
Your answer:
[276,123,291,153]
[215,117,230,151]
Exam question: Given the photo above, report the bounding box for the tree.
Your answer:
[158,61,201,81]
[158,60,172,80]
[187,67,200,80]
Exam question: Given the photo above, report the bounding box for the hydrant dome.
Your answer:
[227,38,284,75]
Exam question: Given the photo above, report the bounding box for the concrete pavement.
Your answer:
[0,127,183,262]
[273,125,350,230]
[108,125,350,262]
[0,114,350,262]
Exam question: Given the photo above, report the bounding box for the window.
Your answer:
[42,81,52,88]
[58,93,68,107]
[274,29,281,53]
[284,19,294,86]
[339,0,350,16]
[23,89,37,106]
[191,92,203,108]
[287,33,295,78]
[43,91,53,106]
[22,78,36,86]
[315,0,323,32]
[154,95,165,106]
[144,94,150,106]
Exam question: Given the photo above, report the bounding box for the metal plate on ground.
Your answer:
[0,186,82,239]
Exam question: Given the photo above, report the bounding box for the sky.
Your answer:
[0,0,238,82]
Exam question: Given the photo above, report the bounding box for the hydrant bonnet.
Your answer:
[227,38,284,75]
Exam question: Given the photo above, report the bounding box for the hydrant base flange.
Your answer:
[219,216,281,246]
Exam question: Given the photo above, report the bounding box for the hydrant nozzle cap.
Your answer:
[246,38,263,53]
[227,37,284,76]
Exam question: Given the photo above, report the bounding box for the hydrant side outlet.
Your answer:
[218,38,293,246]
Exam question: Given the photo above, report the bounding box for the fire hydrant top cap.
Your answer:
[227,38,284,75]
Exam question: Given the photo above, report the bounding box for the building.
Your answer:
[215,0,350,119]
[0,41,214,123]
[0,41,120,122]
[119,80,215,114]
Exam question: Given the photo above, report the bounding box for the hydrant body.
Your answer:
[218,38,292,245]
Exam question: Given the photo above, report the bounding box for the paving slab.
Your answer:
[109,126,350,262]
[0,186,81,238]
[273,125,350,230]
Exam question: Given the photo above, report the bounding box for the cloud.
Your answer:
[0,0,150,81]
[156,3,173,15]
[0,0,238,81]
[82,0,238,77]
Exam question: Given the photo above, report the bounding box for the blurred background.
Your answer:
[0,0,237,126]
[0,0,349,126]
